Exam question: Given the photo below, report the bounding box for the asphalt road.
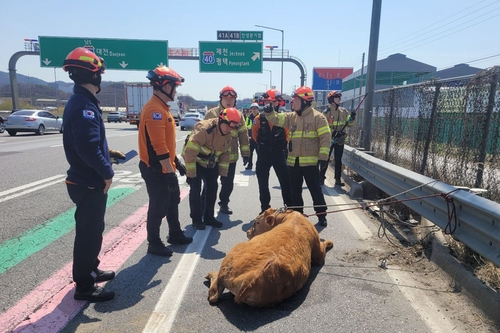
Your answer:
[0,122,495,333]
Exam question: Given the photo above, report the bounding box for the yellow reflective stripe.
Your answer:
[238,126,247,134]
[330,121,344,127]
[230,153,239,161]
[240,144,250,153]
[319,147,330,155]
[286,155,319,166]
[290,131,318,139]
[186,162,196,171]
[317,125,330,136]
[186,141,201,153]
[231,129,238,137]
[219,161,229,170]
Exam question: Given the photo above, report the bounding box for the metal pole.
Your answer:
[281,30,284,94]
[362,0,382,151]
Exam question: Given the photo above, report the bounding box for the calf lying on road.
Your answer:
[205,208,334,307]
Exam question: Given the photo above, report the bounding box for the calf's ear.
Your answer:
[265,215,275,227]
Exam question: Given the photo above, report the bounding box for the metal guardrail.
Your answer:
[343,146,500,267]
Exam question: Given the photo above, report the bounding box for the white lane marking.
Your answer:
[143,228,212,333]
[324,186,372,239]
[0,175,66,198]
[386,267,458,333]
[119,133,138,137]
[50,144,63,148]
[0,178,66,203]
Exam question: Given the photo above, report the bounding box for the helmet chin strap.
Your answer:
[160,83,175,101]
[295,99,308,115]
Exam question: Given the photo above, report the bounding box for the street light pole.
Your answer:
[256,24,284,94]
[263,69,272,89]
[257,83,268,91]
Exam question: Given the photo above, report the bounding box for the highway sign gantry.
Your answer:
[199,41,263,73]
[38,36,168,71]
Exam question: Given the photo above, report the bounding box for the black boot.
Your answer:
[218,202,233,214]
[167,232,193,245]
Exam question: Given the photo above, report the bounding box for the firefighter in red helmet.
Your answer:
[138,66,193,257]
[62,47,122,301]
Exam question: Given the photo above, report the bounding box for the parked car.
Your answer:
[4,109,63,136]
[0,116,4,134]
[107,111,128,123]
[179,112,204,131]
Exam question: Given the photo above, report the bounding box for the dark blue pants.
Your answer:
[288,158,327,214]
[66,183,106,292]
[256,149,292,212]
[219,161,236,205]
[190,163,219,223]
[139,161,182,245]
[321,143,344,183]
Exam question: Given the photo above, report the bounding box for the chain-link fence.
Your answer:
[342,66,500,202]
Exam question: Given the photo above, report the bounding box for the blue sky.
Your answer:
[1,0,499,101]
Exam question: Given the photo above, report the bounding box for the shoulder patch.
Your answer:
[83,110,95,119]
[152,112,162,120]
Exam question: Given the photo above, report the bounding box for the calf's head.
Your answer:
[247,208,292,240]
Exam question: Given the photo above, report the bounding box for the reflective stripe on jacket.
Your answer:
[323,105,354,145]
[264,106,331,167]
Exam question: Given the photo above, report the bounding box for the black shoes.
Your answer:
[245,164,253,170]
[94,269,115,282]
[167,233,193,245]
[219,203,233,214]
[147,242,173,257]
[74,285,115,302]
[335,179,345,186]
[318,215,327,227]
[192,222,206,230]
[204,218,223,228]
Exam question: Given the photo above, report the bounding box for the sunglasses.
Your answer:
[221,91,237,98]
[228,121,240,129]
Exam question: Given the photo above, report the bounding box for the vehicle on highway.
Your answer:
[0,116,5,133]
[4,109,63,136]
[179,112,203,131]
[107,111,128,123]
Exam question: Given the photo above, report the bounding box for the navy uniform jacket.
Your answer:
[62,85,114,188]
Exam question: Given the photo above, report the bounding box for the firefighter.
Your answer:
[245,102,260,170]
[138,66,193,257]
[183,108,240,230]
[204,86,250,214]
[321,90,356,186]
[62,47,123,301]
[252,89,292,213]
[263,86,331,226]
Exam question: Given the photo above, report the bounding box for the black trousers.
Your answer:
[139,161,182,245]
[190,163,219,223]
[288,158,327,214]
[248,138,257,167]
[321,143,344,182]
[219,161,236,205]
[66,183,106,292]
[256,149,292,212]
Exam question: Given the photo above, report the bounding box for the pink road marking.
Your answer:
[1,189,189,333]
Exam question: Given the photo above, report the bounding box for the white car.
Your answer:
[4,109,63,136]
[179,112,204,131]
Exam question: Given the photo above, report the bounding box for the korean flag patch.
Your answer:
[152,112,162,120]
[83,110,95,119]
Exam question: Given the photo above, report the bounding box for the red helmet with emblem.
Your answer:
[327,90,342,103]
[261,88,283,102]
[62,47,105,73]
[219,107,241,124]
[146,66,184,87]
[292,86,314,102]
[219,86,238,98]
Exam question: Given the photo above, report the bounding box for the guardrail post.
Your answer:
[384,89,395,162]
[475,78,497,188]
[420,82,441,174]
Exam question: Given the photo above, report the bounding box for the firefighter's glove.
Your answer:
[346,112,356,123]
[263,104,274,113]
[318,160,328,171]
[109,149,126,164]
[174,156,186,176]
[165,172,179,192]
[243,156,250,166]
[186,177,195,186]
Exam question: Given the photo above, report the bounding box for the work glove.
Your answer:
[174,156,186,176]
[109,149,126,164]
[165,172,179,192]
[318,160,328,171]
[243,156,250,166]
[186,177,195,186]
[346,112,356,123]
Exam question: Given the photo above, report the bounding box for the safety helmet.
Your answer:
[261,88,282,102]
[219,86,238,98]
[219,107,241,128]
[292,86,314,102]
[250,102,259,108]
[147,66,184,87]
[327,90,342,103]
[63,47,105,73]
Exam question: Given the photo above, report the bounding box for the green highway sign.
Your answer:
[38,36,168,70]
[199,41,262,73]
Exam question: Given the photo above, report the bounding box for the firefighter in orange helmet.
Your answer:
[263,86,331,226]
[182,108,240,230]
[62,47,117,301]
[204,86,249,215]
[138,66,193,257]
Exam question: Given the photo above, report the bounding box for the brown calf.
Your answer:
[205,208,334,307]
